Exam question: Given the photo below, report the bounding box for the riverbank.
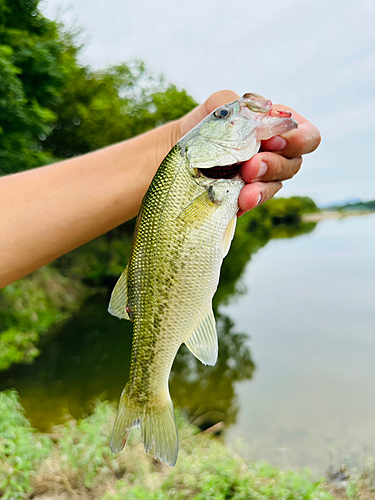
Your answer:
[0,196,318,376]
[302,209,375,222]
[1,391,374,500]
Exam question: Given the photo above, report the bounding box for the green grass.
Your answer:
[0,390,339,500]
[0,391,52,500]
[0,267,87,370]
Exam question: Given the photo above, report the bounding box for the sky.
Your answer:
[40,0,375,206]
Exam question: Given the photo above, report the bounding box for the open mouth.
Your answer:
[198,163,242,180]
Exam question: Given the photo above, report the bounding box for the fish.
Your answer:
[108,93,298,465]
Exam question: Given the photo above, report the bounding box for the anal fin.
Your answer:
[185,306,218,366]
[108,265,132,320]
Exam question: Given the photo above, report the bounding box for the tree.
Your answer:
[0,0,197,174]
[0,0,66,173]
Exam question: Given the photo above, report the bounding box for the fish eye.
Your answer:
[213,107,231,119]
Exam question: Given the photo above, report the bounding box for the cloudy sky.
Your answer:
[41,0,375,206]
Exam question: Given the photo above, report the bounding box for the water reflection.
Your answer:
[0,293,133,430]
[0,218,317,432]
[0,299,255,431]
[225,213,375,473]
[171,313,255,428]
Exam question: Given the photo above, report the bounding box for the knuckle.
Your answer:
[275,158,284,179]
[312,126,322,150]
[274,182,283,194]
[295,129,307,155]
[265,181,283,202]
[293,156,303,175]
[265,153,284,181]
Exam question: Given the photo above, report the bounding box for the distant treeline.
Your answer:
[329,200,375,211]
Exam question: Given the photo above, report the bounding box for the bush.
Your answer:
[0,390,53,499]
[0,391,334,500]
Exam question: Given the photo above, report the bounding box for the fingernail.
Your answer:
[265,136,287,151]
[257,193,263,206]
[254,161,268,180]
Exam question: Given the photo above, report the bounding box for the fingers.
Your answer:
[237,181,283,217]
[241,152,303,183]
[261,105,321,158]
[240,104,320,191]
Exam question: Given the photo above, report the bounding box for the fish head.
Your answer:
[178,93,298,173]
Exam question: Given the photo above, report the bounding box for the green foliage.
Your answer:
[0,391,334,500]
[0,390,52,499]
[0,266,87,370]
[0,0,65,173]
[329,199,375,212]
[57,400,118,488]
[248,196,319,229]
[0,0,197,173]
[44,61,197,159]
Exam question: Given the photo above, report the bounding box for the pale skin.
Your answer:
[0,90,321,288]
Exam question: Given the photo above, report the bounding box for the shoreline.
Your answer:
[302,209,375,222]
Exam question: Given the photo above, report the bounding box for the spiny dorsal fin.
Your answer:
[222,216,237,258]
[185,306,218,366]
[108,265,131,321]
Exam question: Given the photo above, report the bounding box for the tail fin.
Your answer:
[110,389,179,466]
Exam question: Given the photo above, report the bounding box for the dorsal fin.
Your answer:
[184,306,218,366]
[108,265,132,321]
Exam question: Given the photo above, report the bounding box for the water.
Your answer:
[224,213,375,473]
[1,213,374,474]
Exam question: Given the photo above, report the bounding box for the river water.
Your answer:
[1,212,374,475]
[224,213,375,473]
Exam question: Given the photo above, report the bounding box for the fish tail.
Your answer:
[110,388,179,466]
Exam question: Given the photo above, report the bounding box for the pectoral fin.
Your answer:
[185,306,218,366]
[108,265,132,321]
[222,216,237,258]
[177,191,219,226]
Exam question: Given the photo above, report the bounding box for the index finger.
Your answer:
[261,105,321,159]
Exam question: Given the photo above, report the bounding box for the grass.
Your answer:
[0,390,342,500]
[0,267,88,370]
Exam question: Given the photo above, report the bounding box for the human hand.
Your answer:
[176,90,321,216]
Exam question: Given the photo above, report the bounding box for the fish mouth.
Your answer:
[198,163,243,180]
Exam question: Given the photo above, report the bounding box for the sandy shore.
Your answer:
[302,210,375,222]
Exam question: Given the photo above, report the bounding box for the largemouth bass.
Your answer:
[108,93,297,465]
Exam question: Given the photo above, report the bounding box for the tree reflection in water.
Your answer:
[171,313,255,429]
[0,215,317,431]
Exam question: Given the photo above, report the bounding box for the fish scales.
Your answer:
[108,93,298,465]
[128,145,240,399]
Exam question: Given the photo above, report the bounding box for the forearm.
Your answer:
[0,121,179,288]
